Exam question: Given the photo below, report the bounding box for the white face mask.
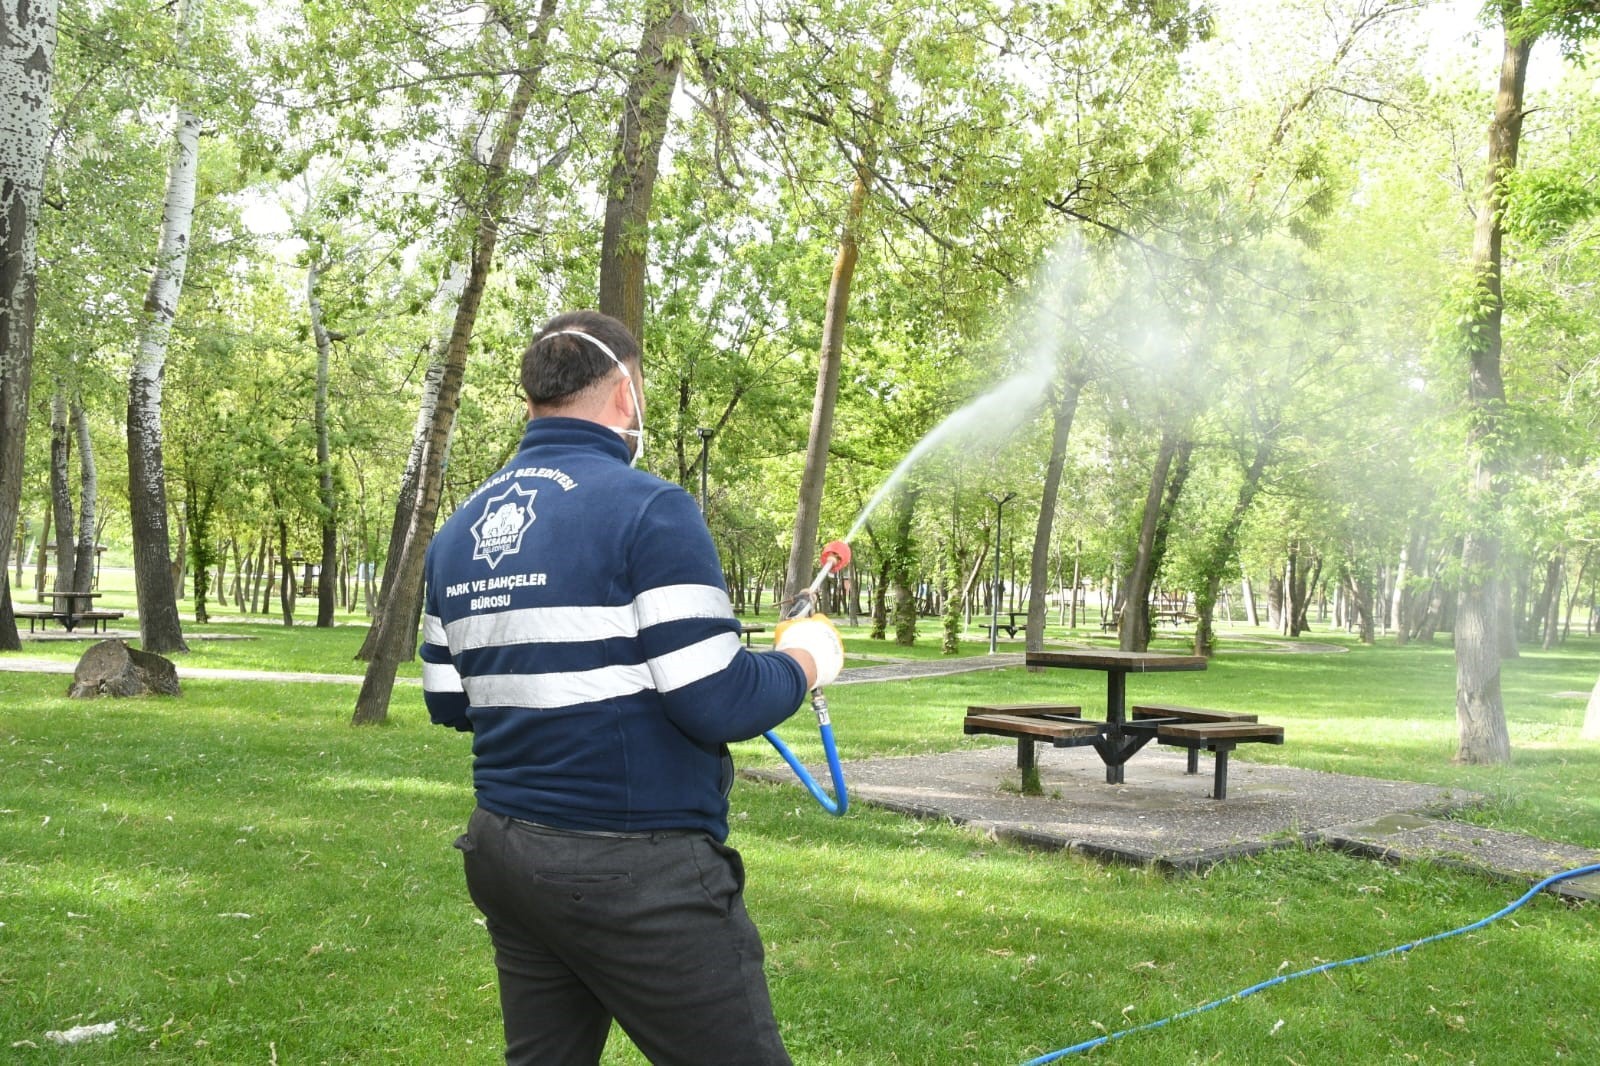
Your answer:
[549,329,644,468]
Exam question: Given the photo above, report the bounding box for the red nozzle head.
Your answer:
[819,539,852,572]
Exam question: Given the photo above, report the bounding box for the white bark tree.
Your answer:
[352,0,560,724]
[71,397,96,593]
[127,0,202,654]
[48,383,75,590]
[307,260,338,628]
[0,0,57,650]
[356,257,462,657]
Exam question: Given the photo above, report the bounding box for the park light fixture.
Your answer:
[696,428,714,513]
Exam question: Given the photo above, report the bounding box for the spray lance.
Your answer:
[764,539,852,816]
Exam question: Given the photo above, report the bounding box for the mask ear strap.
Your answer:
[548,329,626,379]
[548,329,638,414]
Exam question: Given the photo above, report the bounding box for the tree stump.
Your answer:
[67,640,181,698]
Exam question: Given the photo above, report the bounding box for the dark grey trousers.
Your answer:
[456,806,792,1066]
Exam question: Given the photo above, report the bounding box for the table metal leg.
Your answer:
[1104,671,1127,784]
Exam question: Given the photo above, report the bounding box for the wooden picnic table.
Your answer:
[16,591,121,633]
[991,611,1029,639]
[1025,648,1208,784]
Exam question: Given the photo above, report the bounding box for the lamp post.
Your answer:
[986,491,1016,654]
[695,428,714,513]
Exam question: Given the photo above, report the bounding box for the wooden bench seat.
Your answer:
[1152,721,1284,799]
[1132,703,1257,724]
[964,704,1093,793]
[15,606,52,632]
[12,605,124,633]
[79,609,125,633]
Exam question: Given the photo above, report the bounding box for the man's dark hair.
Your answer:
[521,310,641,409]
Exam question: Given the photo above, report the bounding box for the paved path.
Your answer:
[0,655,413,686]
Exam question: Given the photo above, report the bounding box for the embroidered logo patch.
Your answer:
[469,484,538,570]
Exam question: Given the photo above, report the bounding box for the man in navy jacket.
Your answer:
[421,310,843,1065]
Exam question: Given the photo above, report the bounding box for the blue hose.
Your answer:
[764,691,848,816]
[1022,861,1600,1064]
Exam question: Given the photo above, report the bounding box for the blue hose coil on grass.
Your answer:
[1022,861,1600,1064]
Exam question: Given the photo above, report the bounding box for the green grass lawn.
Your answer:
[3,612,1598,1063]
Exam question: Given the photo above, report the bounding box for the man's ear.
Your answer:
[611,369,637,419]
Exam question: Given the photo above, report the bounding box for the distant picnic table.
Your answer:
[14,591,124,634]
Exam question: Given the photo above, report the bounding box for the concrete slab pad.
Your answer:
[1319,818,1600,903]
[745,745,1482,872]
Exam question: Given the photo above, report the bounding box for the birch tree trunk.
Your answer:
[597,0,690,342]
[128,95,201,654]
[354,0,559,723]
[1455,7,1532,765]
[0,0,57,651]
[71,399,96,592]
[308,262,338,628]
[356,262,461,657]
[1025,374,1083,654]
[48,384,76,592]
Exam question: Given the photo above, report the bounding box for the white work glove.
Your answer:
[773,614,845,688]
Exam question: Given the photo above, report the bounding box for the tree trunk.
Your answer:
[48,384,76,592]
[1193,438,1272,656]
[128,91,201,654]
[1120,429,1180,652]
[870,551,890,641]
[942,529,964,655]
[277,516,293,626]
[0,0,57,651]
[785,39,900,602]
[1293,552,1320,636]
[889,487,918,647]
[1455,9,1531,766]
[1562,547,1590,641]
[357,266,461,656]
[31,508,47,598]
[70,400,96,593]
[171,506,187,598]
[1026,374,1083,653]
[1342,564,1376,644]
[354,0,558,724]
[213,538,226,615]
[1541,545,1564,650]
[186,476,213,624]
[1391,527,1421,645]
[308,262,339,628]
[785,171,868,604]
[257,539,272,615]
[597,0,690,342]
